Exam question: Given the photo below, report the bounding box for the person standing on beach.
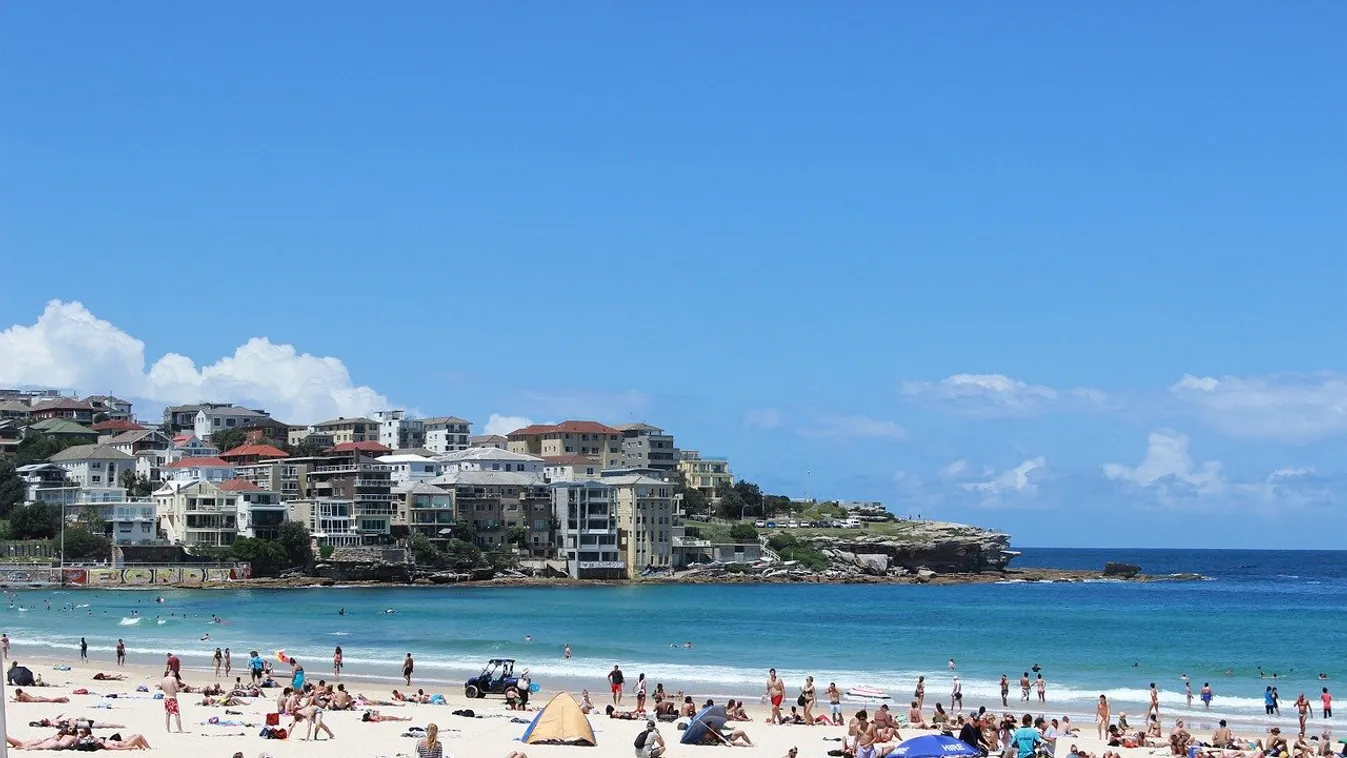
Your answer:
[116,639,125,667]
[802,675,817,726]
[636,673,647,712]
[1185,680,1193,707]
[609,665,625,706]
[854,710,879,758]
[951,676,963,713]
[2,633,8,659]
[80,637,88,661]
[827,682,843,726]
[166,652,181,677]
[766,669,785,723]
[1020,672,1031,701]
[249,650,264,685]
[1146,683,1160,720]
[1265,687,1276,715]
[1036,674,1046,703]
[915,676,926,710]
[403,653,414,686]
[1322,687,1332,718]
[224,648,231,676]
[213,647,223,677]
[1000,675,1010,707]
[1096,695,1110,739]
[333,646,343,678]
[1296,693,1312,733]
[162,671,183,733]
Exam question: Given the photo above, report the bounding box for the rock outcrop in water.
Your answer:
[804,521,1014,576]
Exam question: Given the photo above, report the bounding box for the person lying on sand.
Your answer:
[75,728,152,751]
[698,726,754,747]
[355,693,404,706]
[362,710,413,723]
[605,704,645,719]
[7,727,79,751]
[31,716,126,730]
[13,688,69,703]
[92,673,126,681]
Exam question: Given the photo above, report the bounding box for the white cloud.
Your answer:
[1171,373,1347,443]
[900,373,1105,417]
[1103,430,1224,494]
[0,300,391,423]
[963,457,1047,495]
[939,459,970,480]
[810,414,907,440]
[744,408,783,430]
[483,414,535,436]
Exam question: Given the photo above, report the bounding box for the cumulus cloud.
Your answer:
[1103,429,1224,494]
[1171,373,1347,443]
[963,457,1047,495]
[939,460,970,480]
[0,300,391,423]
[900,373,1105,417]
[744,408,783,430]
[483,414,536,436]
[809,414,907,440]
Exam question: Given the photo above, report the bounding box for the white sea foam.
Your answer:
[118,617,141,626]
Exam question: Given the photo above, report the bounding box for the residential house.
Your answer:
[606,474,675,575]
[309,417,379,446]
[15,463,69,501]
[221,479,287,539]
[287,498,360,547]
[507,421,622,467]
[376,453,442,485]
[47,444,136,489]
[105,429,172,457]
[26,419,99,443]
[219,443,290,466]
[438,447,544,475]
[29,398,96,423]
[287,427,334,448]
[551,480,624,578]
[0,419,22,456]
[423,417,472,454]
[304,447,395,541]
[0,400,34,420]
[137,434,222,483]
[429,470,552,555]
[542,455,602,483]
[375,410,425,451]
[163,403,215,433]
[161,456,236,484]
[469,434,508,450]
[395,482,455,542]
[83,395,133,420]
[0,389,61,406]
[93,418,147,440]
[193,405,275,443]
[676,452,733,500]
[616,423,679,475]
[155,480,241,547]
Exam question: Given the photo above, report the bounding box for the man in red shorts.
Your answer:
[608,664,625,706]
[766,668,785,723]
[161,670,183,733]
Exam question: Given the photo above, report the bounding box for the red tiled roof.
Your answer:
[91,419,146,433]
[220,444,289,460]
[325,441,392,454]
[163,456,232,469]
[552,420,620,435]
[506,424,556,438]
[172,434,196,446]
[217,478,263,492]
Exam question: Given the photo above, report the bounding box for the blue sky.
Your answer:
[3,3,1346,548]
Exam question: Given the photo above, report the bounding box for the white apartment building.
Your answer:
[551,481,624,579]
[376,453,442,484]
[423,417,472,454]
[48,444,136,489]
[287,498,361,547]
[375,410,425,451]
[542,455,602,483]
[193,405,273,442]
[438,447,544,475]
[161,456,236,484]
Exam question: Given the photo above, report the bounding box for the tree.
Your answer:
[210,427,248,454]
[677,485,709,518]
[444,538,483,568]
[0,460,27,518]
[117,470,154,498]
[276,521,314,568]
[714,485,746,521]
[446,519,477,544]
[15,435,80,466]
[285,437,329,458]
[63,528,111,561]
[92,412,110,424]
[229,537,289,577]
[505,525,529,550]
[728,523,759,541]
[9,502,61,540]
[733,481,763,515]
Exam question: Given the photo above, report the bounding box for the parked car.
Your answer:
[754,520,766,528]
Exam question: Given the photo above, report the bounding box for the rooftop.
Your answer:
[394,482,451,495]
[29,419,97,435]
[48,444,136,462]
[507,420,621,437]
[327,441,393,454]
[220,443,290,460]
[615,423,665,434]
[422,416,471,426]
[376,453,440,464]
[217,478,264,492]
[601,474,669,486]
[31,398,96,412]
[91,419,146,433]
[312,416,379,428]
[104,429,165,445]
[430,470,547,487]
[198,405,270,419]
[438,447,543,463]
[163,456,232,469]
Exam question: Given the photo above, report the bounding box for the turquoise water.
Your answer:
[3,549,1344,728]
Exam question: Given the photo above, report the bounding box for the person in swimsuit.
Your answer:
[827,682,843,725]
[609,665,625,706]
[766,669,785,723]
[12,689,69,703]
[1096,695,1110,739]
[403,653,414,686]
[224,648,231,676]
[162,672,183,733]
[855,711,880,758]
[333,646,343,678]
[915,676,926,710]
[1200,683,1212,709]
[802,676,817,725]
[1001,675,1010,707]
[214,648,223,677]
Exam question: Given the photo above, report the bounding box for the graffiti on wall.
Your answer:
[0,565,250,587]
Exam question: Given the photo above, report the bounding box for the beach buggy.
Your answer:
[464,658,530,699]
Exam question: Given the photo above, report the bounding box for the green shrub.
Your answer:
[728,523,758,541]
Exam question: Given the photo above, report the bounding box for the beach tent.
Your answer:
[520,692,597,746]
[885,734,983,758]
[680,704,728,745]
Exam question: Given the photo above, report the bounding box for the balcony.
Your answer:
[578,560,626,570]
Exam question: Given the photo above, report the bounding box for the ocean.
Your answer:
[3,548,1343,730]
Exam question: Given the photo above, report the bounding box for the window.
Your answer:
[92,475,101,483]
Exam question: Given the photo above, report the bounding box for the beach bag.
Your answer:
[797,694,807,707]
[635,730,648,749]
[265,713,280,726]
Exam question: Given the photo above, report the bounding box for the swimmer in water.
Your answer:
[525,635,532,643]
[339,608,346,616]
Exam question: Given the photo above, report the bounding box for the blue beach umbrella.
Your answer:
[885,734,983,758]
[680,704,728,744]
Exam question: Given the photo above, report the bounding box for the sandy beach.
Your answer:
[2,645,1319,758]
